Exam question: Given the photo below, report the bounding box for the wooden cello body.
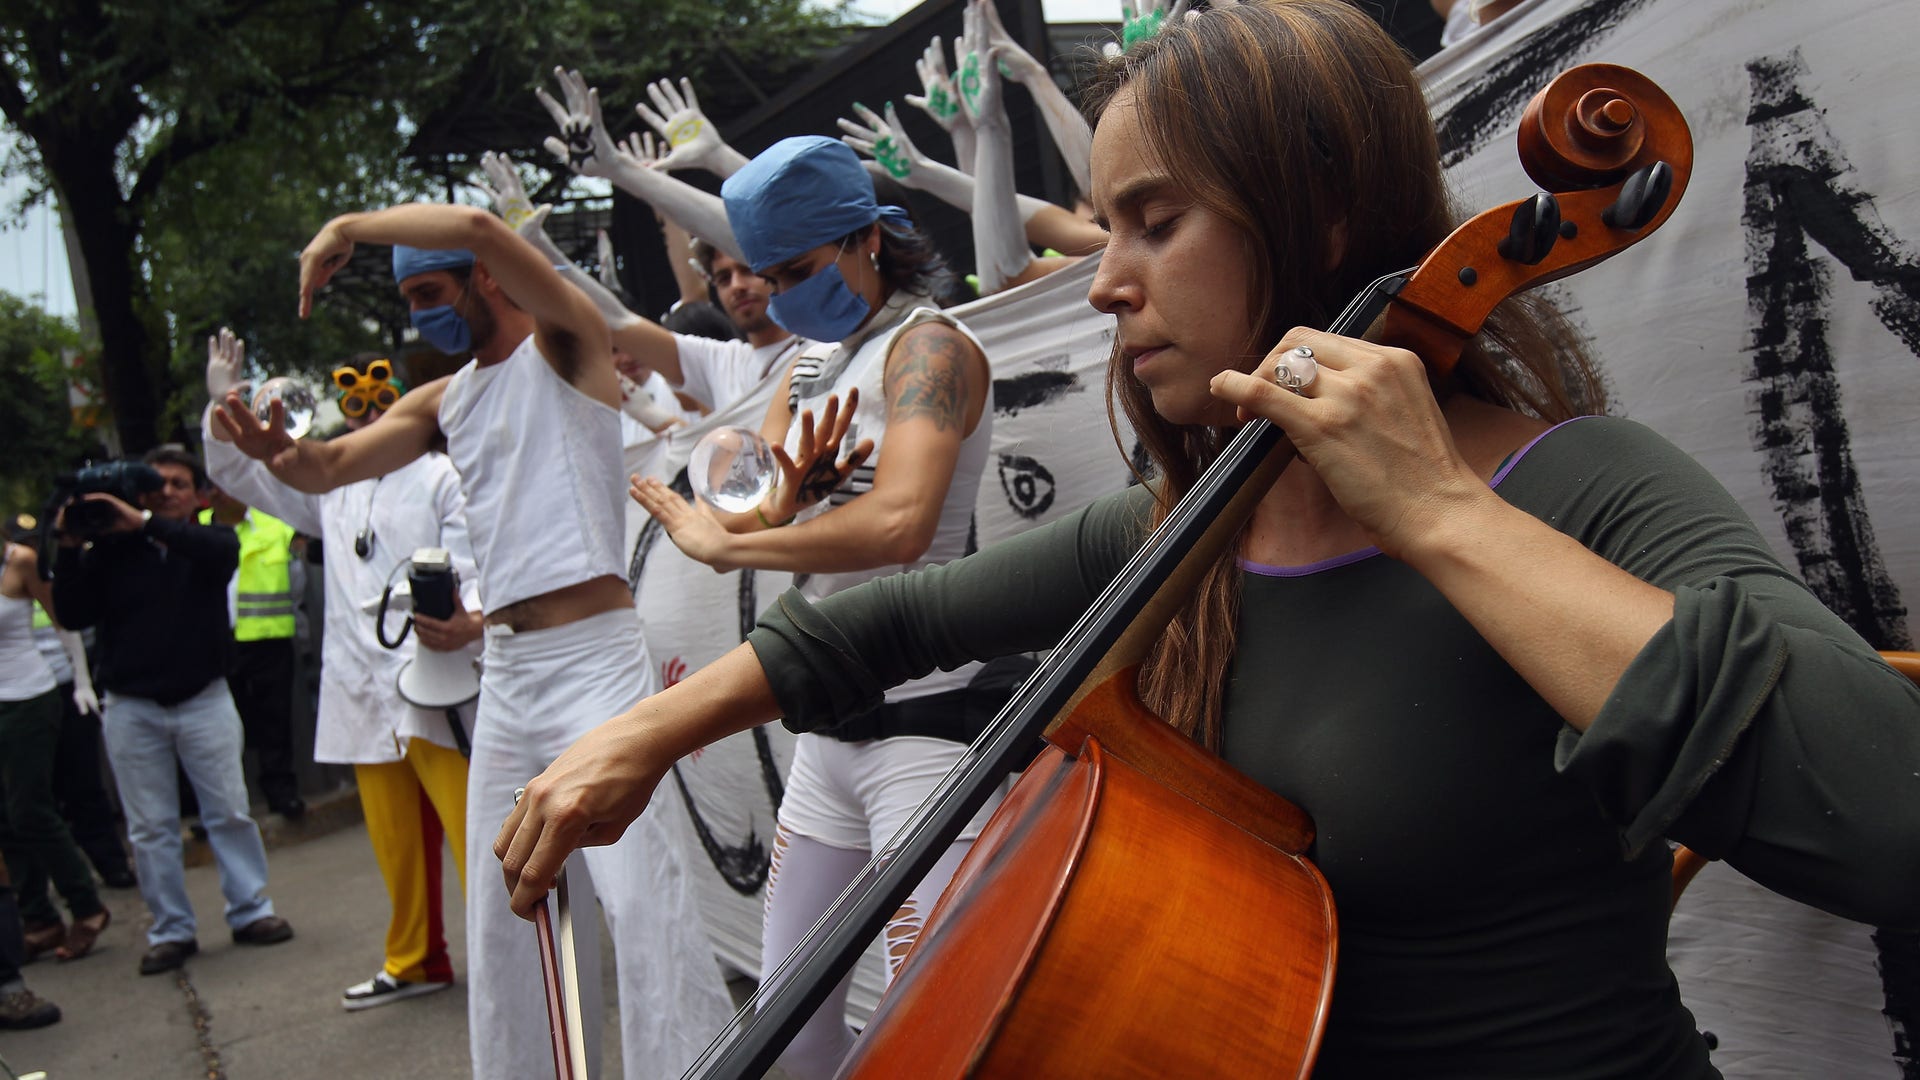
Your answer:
[840,670,1336,1078]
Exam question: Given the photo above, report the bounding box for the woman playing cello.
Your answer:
[500,3,1920,1074]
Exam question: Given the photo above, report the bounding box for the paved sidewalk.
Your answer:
[2,821,478,1079]
[2,814,809,1079]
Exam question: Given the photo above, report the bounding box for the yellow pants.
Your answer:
[354,738,468,983]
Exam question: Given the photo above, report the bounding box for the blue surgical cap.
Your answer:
[722,137,910,274]
[392,245,477,284]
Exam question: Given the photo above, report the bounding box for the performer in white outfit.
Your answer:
[213,205,732,1080]
[204,340,481,1010]
[621,136,1001,1080]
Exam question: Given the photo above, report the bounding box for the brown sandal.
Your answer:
[21,922,65,961]
[56,908,109,961]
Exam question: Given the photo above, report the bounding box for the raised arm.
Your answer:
[839,103,1105,257]
[958,7,1031,294]
[537,68,744,263]
[974,0,1092,194]
[472,153,689,387]
[297,202,613,398]
[633,76,751,179]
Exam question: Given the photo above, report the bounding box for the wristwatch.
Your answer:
[140,509,153,528]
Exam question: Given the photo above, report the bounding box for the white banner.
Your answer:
[1424,0,1917,1073]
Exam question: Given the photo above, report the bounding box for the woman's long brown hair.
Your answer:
[1081,0,1604,751]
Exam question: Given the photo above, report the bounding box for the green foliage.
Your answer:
[0,291,100,520]
[1,0,848,450]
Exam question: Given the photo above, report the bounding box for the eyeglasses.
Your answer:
[332,359,401,418]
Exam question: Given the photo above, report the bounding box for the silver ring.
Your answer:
[1272,345,1318,394]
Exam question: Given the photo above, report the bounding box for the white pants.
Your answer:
[466,608,733,1080]
[761,733,1007,1080]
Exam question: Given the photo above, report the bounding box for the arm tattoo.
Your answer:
[885,327,970,432]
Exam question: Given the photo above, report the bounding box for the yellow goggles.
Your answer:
[332,359,401,418]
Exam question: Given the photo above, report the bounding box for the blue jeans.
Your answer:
[101,681,275,945]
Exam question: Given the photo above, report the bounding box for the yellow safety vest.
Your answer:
[199,508,297,641]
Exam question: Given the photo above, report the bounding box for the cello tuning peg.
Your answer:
[1496,193,1562,266]
[1601,161,1674,232]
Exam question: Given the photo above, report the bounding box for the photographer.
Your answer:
[50,446,293,976]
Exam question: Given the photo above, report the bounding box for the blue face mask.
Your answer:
[410,304,473,355]
[767,250,871,343]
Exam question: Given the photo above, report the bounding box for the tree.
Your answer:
[0,290,97,519]
[1,0,847,453]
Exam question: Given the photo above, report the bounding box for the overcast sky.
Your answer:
[0,0,1120,320]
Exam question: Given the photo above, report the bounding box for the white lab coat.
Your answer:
[203,415,481,764]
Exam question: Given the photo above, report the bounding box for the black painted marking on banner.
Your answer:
[998,454,1058,519]
[1743,50,1912,649]
[993,369,1083,417]
[627,467,780,893]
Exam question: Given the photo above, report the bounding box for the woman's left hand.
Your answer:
[631,476,738,572]
[1208,328,1489,560]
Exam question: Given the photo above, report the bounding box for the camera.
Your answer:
[54,461,164,538]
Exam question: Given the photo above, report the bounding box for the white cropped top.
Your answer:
[438,335,628,612]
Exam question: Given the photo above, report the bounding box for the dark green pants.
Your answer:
[0,689,103,927]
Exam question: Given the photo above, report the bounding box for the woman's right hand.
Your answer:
[762,390,876,525]
[495,711,674,918]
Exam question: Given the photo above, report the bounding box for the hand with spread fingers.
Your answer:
[630,476,740,570]
[838,102,971,207]
[536,68,631,181]
[1207,329,1489,560]
[213,386,300,469]
[763,391,875,527]
[206,326,249,403]
[634,76,750,178]
[904,35,977,175]
[534,67,747,264]
[473,151,544,232]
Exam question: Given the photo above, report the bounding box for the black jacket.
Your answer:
[52,516,238,705]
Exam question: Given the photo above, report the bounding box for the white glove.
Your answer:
[537,68,746,264]
[841,103,1061,227]
[903,36,977,177]
[206,327,249,402]
[974,0,1092,194]
[634,77,751,178]
[473,151,545,232]
[596,228,621,293]
[55,630,97,716]
[839,103,973,209]
[959,4,1030,294]
[618,374,682,432]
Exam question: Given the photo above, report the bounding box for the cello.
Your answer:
[677,61,1695,1079]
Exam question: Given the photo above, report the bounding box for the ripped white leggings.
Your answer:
[759,732,1007,1080]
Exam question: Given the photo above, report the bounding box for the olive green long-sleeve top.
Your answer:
[749,416,1920,1077]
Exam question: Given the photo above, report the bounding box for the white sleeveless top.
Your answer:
[0,547,57,702]
[439,334,628,612]
[785,292,992,703]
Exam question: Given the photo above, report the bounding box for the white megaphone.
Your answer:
[377,548,481,710]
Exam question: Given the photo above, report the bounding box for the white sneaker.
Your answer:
[341,970,452,1011]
